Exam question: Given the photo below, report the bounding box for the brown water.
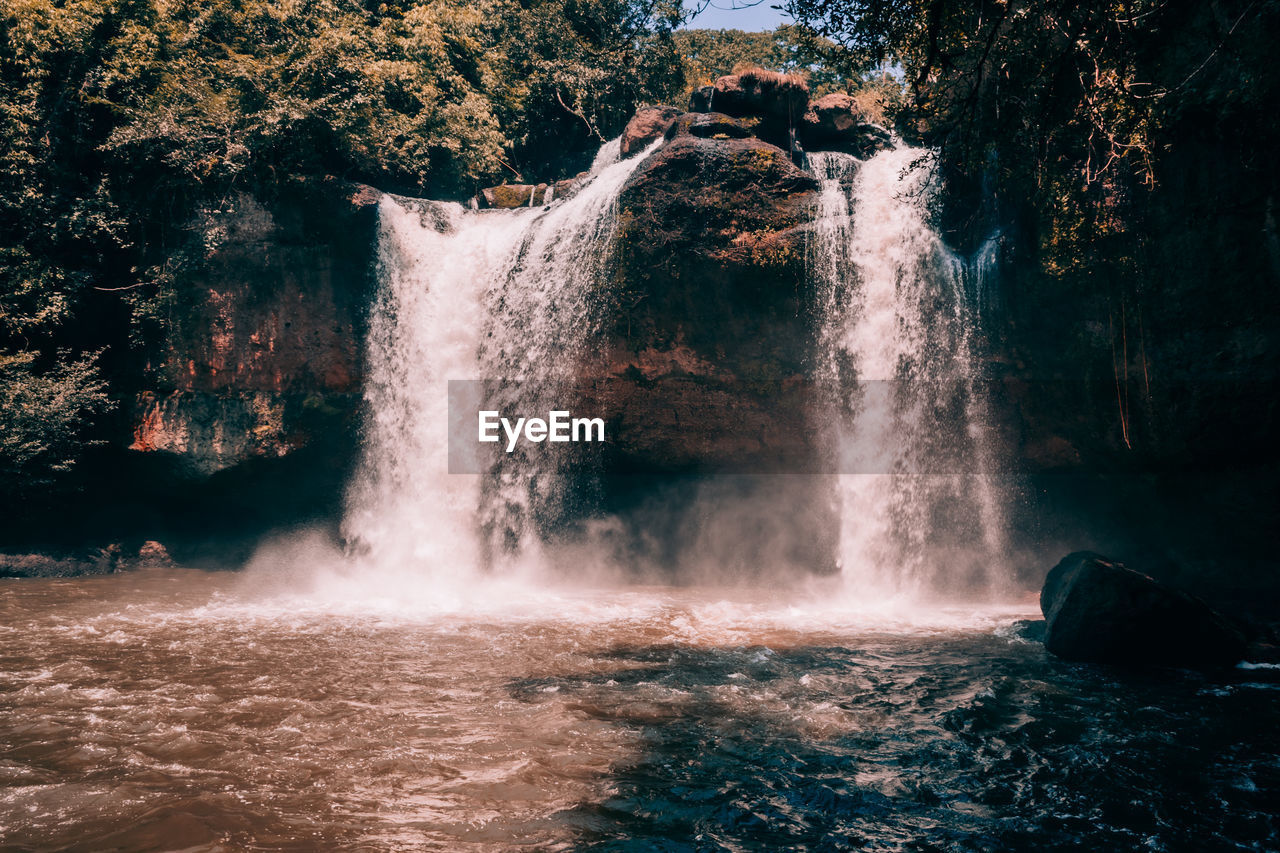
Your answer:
[2,569,1277,851]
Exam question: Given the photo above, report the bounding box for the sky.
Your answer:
[680,0,792,31]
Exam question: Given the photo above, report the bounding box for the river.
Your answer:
[3,568,1277,851]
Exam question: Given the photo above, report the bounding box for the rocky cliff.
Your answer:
[19,67,1271,592]
[83,72,894,570]
[13,179,383,566]
[131,182,377,475]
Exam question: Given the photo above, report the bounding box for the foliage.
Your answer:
[0,0,685,339]
[0,350,114,493]
[676,25,870,94]
[779,0,1280,251]
[0,0,684,490]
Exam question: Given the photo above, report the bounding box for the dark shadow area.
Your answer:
[1005,466,1280,625]
[0,430,357,570]
[504,639,1280,851]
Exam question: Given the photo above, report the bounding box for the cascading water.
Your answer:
[346,132,1006,595]
[342,140,654,575]
[809,147,1008,598]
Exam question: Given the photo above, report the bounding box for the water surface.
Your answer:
[2,569,1276,851]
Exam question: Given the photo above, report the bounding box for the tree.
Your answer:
[0,350,113,496]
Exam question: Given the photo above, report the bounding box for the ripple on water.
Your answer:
[0,569,1277,851]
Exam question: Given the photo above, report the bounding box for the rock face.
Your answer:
[608,134,820,474]
[1040,551,1247,667]
[620,105,680,158]
[799,93,893,157]
[92,178,378,563]
[584,109,837,574]
[703,70,809,150]
[131,181,373,478]
[480,183,552,209]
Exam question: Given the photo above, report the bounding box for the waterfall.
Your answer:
[342,141,656,576]
[809,147,1008,598]
[344,132,1007,595]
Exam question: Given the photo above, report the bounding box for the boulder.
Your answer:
[603,133,821,474]
[620,105,681,158]
[479,183,551,209]
[703,70,810,151]
[710,69,809,123]
[1040,551,1247,667]
[664,112,760,142]
[688,85,715,112]
[799,93,894,157]
[803,93,864,134]
[135,540,175,568]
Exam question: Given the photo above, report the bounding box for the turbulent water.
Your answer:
[3,571,1278,851]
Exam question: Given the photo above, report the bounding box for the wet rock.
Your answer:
[688,85,715,112]
[1010,619,1047,643]
[1040,551,1247,668]
[799,93,893,157]
[479,183,551,209]
[339,179,382,213]
[665,112,760,142]
[620,105,681,158]
[553,171,590,202]
[134,540,174,568]
[0,547,122,578]
[553,129,838,574]
[618,134,818,266]
[606,133,820,473]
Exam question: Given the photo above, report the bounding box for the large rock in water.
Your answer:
[1040,551,1247,667]
[608,134,821,460]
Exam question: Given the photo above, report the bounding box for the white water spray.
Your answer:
[342,141,657,577]
[809,147,1008,598]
